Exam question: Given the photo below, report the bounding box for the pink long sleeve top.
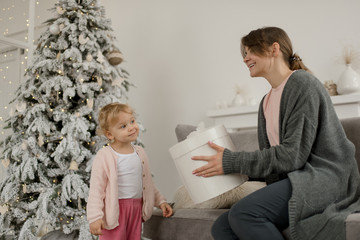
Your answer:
[86,145,166,230]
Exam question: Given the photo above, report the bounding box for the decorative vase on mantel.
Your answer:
[336,64,360,95]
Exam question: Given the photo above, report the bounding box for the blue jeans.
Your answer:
[211,178,292,240]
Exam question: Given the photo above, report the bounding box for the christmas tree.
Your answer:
[0,0,137,239]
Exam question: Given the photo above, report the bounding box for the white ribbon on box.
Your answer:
[169,124,248,204]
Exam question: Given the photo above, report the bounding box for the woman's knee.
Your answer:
[228,197,259,230]
[229,196,255,219]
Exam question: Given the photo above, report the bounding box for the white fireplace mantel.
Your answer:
[207,94,360,131]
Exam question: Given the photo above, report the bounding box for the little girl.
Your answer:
[87,103,173,239]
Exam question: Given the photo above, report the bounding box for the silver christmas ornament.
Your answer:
[49,23,60,35]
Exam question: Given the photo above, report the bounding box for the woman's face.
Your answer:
[243,46,272,78]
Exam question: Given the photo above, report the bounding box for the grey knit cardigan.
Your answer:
[223,70,360,240]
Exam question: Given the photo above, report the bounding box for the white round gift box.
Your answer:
[169,125,248,204]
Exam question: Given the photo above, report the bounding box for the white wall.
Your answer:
[102,0,360,201]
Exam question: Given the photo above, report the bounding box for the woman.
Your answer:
[192,27,360,240]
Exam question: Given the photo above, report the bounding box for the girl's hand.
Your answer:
[191,141,225,177]
[89,219,104,236]
[159,202,173,217]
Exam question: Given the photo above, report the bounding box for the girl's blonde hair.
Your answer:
[97,103,134,136]
[241,26,310,72]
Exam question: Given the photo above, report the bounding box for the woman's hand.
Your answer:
[191,141,225,177]
[159,202,173,217]
[89,219,104,236]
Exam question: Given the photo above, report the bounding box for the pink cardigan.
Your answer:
[86,145,166,229]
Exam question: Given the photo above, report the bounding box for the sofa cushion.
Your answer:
[345,213,360,240]
[173,181,265,209]
[143,208,227,240]
[341,117,360,173]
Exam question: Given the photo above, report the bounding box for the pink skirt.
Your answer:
[100,198,142,240]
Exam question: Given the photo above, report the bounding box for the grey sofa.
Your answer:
[143,117,360,240]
